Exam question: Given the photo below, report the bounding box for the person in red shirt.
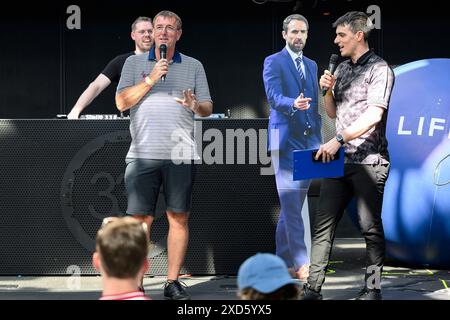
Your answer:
[93,217,150,300]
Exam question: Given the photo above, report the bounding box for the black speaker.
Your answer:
[0,119,280,275]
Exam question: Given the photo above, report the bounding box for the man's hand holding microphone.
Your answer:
[320,70,336,97]
[144,59,168,87]
[144,44,168,87]
[320,53,339,96]
[315,54,342,163]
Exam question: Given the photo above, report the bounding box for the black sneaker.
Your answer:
[163,280,191,300]
[355,287,382,300]
[302,283,323,300]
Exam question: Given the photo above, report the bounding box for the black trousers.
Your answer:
[308,163,390,292]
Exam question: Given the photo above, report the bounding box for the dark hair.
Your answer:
[239,283,302,300]
[153,10,182,30]
[283,14,309,32]
[96,217,148,279]
[332,11,374,41]
[131,16,152,32]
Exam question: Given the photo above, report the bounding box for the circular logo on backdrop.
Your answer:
[60,130,168,255]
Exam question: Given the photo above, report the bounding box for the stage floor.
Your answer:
[0,239,449,300]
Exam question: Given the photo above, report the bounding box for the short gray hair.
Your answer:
[153,10,182,30]
[332,11,374,41]
[131,16,152,31]
[283,14,309,32]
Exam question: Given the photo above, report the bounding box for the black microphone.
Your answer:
[160,44,167,82]
[322,54,339,96]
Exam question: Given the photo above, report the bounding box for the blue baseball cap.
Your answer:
[237,253,297,293]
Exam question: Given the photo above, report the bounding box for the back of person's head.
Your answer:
[237,253,301,300]
[332,11,374,41]
[94,217,148,279]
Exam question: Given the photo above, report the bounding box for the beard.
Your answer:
[288,42,304,53]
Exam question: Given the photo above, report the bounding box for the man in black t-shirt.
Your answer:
[67,17,153,119]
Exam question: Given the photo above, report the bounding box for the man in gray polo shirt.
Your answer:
[303,11,394,300]
[116,10,213,300]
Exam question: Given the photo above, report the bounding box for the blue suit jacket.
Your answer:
[263,48,322,162]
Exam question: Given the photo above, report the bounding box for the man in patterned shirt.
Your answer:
[303,11,395,300]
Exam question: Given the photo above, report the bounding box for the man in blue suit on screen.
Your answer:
[263,14,322,281]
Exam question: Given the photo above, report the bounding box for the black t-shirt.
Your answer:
[101,51,135,83]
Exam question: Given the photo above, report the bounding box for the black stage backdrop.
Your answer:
[0,119,361,275]
[0,0,449,118]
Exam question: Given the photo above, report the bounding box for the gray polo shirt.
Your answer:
[332,50,395,164]
[117,49,212,160]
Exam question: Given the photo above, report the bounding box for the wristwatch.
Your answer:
[336,133,345,145]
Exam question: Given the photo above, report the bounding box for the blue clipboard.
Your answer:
[293,147,344,180]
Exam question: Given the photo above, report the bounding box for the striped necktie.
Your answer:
[295,56,305,81]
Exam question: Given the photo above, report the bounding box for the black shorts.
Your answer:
[124,158,196,216]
